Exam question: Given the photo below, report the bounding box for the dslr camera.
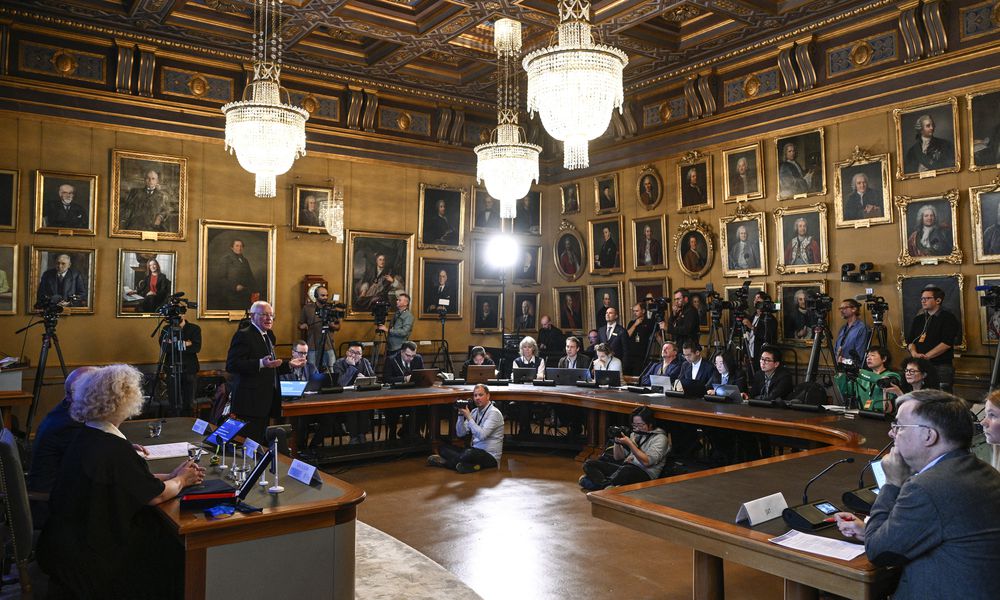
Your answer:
[607,425,630,440]
[455,399,474,411]
[876,374,902,390]
[34,295,76,315]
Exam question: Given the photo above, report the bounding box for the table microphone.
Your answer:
[782,457,854,531]
[842,440,893,513]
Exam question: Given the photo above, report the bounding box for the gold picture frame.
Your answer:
[895,189,962,266]
[471,289,502,334]
[774,203,829,274]
[0,244,18,315]
[977,274,1000,345]
[631,214,668,271]
[117,249,178,318]
[560,183,581,215]
[33,170,98,236]
[970,179,1000,263]
[197,220,277,319]
[417,182,466,251]
[967,87,1000,172]
[673,218,714,279]
[588,281,624,332]
[110,149,188,241]
[722,143,765,202]
[552,285,586,334]
[344,229,413,320]
[719,205,768,277]
[777,280,827,345]
[677,152,713,213]
[29,246,97,314]
[594,173,620,215]
[629,277,670,312]
[588,214,625,275]
[636,165,663,210]
[553,220,586,282]
[897,273,966,350]
[418,256,463,320]
[0,170,19,232]
[833,148,893,228]
[893,97,961,180]
[775,128,826,201]
[292,185,333,234]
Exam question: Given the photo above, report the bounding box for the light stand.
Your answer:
[487,228,519,376]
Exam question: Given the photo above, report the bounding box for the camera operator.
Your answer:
[377,292,413,359]
[741,292,778,361]
[427,384,504,474]
[579,406,670,491]
[162,311,201,416]
[625,302,655,375]
[747,346,793,402]
[298,286,340,370]
[661,288,699,349]
[834,299,870,365]
[861,347,901,412]
[906,286,960,391]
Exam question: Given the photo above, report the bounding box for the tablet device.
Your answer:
[594,370,621,387]
[511,367,536,384]
[465,365,495,385]
[204,418,246,446]
[411,368,439,388]
[548,367,590,385]
[714,384,742,402]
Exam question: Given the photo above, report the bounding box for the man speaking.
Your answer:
[226,301,306,442]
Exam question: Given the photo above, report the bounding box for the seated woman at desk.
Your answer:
[461,345,495,379]
[579,406,670,490]
[882,356,937,398]
[513,336,545,379]
[38,364,205,599]
[591,343,623,373]
[705,352,747,394]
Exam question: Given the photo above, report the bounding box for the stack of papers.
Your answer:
[141,442,195,460]
[769,530,866,561]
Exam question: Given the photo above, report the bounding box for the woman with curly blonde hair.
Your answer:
[38,364,204,598]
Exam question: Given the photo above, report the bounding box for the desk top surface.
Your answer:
[122,418,366,536]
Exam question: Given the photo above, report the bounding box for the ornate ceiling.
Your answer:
[6,0,887,108]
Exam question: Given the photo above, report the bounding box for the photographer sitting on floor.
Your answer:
[579,406,670,491]
[427,384,504,474]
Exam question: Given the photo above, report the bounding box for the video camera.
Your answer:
[855,293,889,322]
[316,301,346,324]
[805,291,834,317]
[157,292,197,321]
[705,281,750,319]
[371,297,390,326]
[34,294,78,315]
[875,373,902,390]
[977,284,1000,310]
[644,296,670,314]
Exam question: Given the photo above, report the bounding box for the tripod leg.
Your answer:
[50,333,68,378]
[24,335,52,445]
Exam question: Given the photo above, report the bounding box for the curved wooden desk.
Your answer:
[123,419,366,600]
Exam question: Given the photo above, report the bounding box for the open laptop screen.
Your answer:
[280,381,308,398]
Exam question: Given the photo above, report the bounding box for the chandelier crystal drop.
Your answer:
[522,0,627,170]
[222,0,308,198]
[319,186,345,243]
[474,18,542,219]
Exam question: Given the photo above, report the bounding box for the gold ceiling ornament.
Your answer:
[849,41,874,66]
[664,5,701,23]
[743,75,761,98]
[844,145,876,166]
[658,102,672,123]
[395,112,412,131]
[680,150,704,163]
[50,50,78,76]
[187,74,209,97]
[301,94,319,115]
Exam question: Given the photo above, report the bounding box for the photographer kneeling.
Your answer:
[579,406,670,491]
[428,384,504,474]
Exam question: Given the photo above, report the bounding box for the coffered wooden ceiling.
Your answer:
[7,0,885,107]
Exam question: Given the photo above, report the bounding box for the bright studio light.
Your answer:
[487,233,519,268]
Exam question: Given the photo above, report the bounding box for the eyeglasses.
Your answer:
[903,369,922,375]
[346,349,363,356]
[291,350,308,356]
[889,421,934,434]
[759,357,776,363]
[919,296,936,302]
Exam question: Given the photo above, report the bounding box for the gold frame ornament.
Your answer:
[970,176,1000,264]
[892,97,961,180]
[635,165,663,211]
[722,143,765,203]
[720,204,768,278]
[833,147,894,228]
[417,182,467,251]
[631,214,668,272]
[417,256,464,320]
[775,128,827,201]
[29,246,97,315]
[967,87,1000,172]
[676,151,714,213]
[774,203,829,275]
[110,149,188,241]
[895,189,962,266]
[896,273,966,350]
[291,185,333,234]
[673,218,714,279]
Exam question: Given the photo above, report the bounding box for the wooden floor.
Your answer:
[333,450,787,600]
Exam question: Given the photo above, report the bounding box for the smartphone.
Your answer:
[871,459,887,490]
[814,502,838,515]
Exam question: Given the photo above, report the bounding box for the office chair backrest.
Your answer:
[0,428,33,563]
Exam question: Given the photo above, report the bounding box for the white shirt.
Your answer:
[85,420,126,440]
[690,359,703,379]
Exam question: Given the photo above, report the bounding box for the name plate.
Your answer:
[736,270,749,279]
[418,340,432,346]
[287,459,317,486]
[141,231,159,241]
[852,220,871,229]
[793,193,808,200]
[789,266,809,274]
[736,492,787,526]
[192,419,209,434]
[57,229,74,236]
[735,194,748,202]
[918,169,937,179]
[919,258,939,265]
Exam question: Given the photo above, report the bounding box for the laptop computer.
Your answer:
[411,368,439,388]
[179,449,275,507]
[548,367,590,385]
[704,384,742,403]
[203,417,246,446]
[511,367,536,384]
[649,375,672,391]
[280,377,325,399]
[465,365,495,384]
[594,370,621,387]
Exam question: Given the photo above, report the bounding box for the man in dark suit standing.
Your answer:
[677,342,714,396]
[226,301,305,443]
[835,390,1000,599]
[598,307,629,371]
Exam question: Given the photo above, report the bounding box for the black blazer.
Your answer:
[225,325,290,418]
[383,353,425,382]
[678,359,715,396]
[598,323,629,368]
[556,355,592,370]
[709,369,748,393]
[749,367,794,401]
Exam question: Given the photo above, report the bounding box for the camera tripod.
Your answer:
[798,316,851,407]
[705,308,728,356]
[725,312,756,377]
[17,310,69,453]
[430,310,455,373]
[865,309,889,356]
[316,321,336,373]
[150,315,186,417]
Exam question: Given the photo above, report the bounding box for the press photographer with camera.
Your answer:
[427,384,504,474]
[882,356,938,400]
[906,286,960,391]
[579,406,670,491]
[376,292,413,359]
[662,289,699,349]
[741,292,778,361]
[298,286,342,370]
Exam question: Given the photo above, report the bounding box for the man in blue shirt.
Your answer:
[639,342,683,385]
[427,384,504,474]
[835,298,870,366]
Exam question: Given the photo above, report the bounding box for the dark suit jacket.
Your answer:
[678,359,715,396]
[749,366,793,401]
[45,202,87,229]
[36,268,87,306]
[598,324,629,369]
[383,354,424,383]
[636,237,663,265]
[639,357,684,385]
[330,357,375,387]
[136,273,171,312]
[225,325,290,418]
[865,450,1000,600]
[597,239,618,269]
[557,355,592,370]
[843,191,883,221]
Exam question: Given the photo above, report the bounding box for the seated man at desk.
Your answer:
[282,340,326,450]
[639,342,683,386]
[383,340,424,439]
[557,335,591,370]
[834,390,1000,600]
[555,336,590,436]
[676,342,714,396]
[579,406,670,490]
[330,341,376,444]
[747,346,793,401]
[427,384,504,474]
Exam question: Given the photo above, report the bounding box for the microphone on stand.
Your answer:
[782,457,855,531]
[842,441,893,513]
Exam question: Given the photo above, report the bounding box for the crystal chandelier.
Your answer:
[318,186,345,243]
[474,19,542,219]
[523,0,627,170]
[222,0,308,198]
